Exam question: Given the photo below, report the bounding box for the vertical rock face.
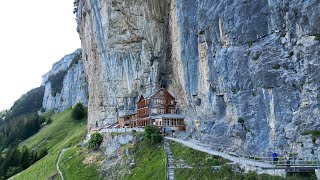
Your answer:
[42,49,88,112]
[76,0,171,129]
[77,0,320,156]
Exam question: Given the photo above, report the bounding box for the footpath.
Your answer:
[56,148,70,180]
[165,137,274,168]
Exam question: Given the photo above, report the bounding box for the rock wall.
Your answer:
[42,49,88,112]
[77,0,320,156]
[76,0,171,129]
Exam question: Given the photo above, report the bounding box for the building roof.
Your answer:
[119,111,136,118]
[149,114,185,119]
[145,88,175,99]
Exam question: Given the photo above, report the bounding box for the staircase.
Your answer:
[164,139,175,180]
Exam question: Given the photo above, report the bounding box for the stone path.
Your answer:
[56,148,70,180]
[165,137,274,168]
[164,139,175,180]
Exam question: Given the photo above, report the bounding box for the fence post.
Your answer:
[317,154,319,171]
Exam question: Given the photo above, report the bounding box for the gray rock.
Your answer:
[76,0,320,157]
[42,49,88,112]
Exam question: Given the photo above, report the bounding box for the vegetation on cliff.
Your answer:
[48,70,68,97]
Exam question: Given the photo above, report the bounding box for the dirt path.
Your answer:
[56,148,70,180]
[165,137,274,168]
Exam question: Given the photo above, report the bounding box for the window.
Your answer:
[170,100,174,105]
[160,108,165,114]
[170,108,175,114]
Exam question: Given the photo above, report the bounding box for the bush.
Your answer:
[88,133,103,150]
[39,116,46,125]
[144,125,163,145]
[46,117,53,125]
[71,102,87,120]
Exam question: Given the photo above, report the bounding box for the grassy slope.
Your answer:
[126,140,166,180]
[170,141,283,180]
[171,141,316,180]
[59,146,100,180]
[12,108,97,180]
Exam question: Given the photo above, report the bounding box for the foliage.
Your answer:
[46,117,53,125]
[13,108,91,179]
[144,125,163,144]
[0,146,47,179]
[238,117,245,124]
[0,114,41,150]
[0,86,45,154]
[88,133,103,150]
[127,139,165,180]
[272,64,281,70]
[71,102,87,120]
[301,130,320,143]
[6,86,45,120]
[38,116,46,125]
[48,70,68,97]
[314,34,320,41]
[301,130,320,137]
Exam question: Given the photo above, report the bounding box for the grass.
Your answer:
[170,141,228,167]
[170,141,283,180]
[126,140,166,180]
[11,107,94,180]
[60,146,100,180]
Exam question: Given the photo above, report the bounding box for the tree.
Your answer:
[144,125,163,144]
[88,133,103,150]
[20,146,31,170]
[71,102,87,120]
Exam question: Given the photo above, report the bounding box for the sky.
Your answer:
[0,0,81,111]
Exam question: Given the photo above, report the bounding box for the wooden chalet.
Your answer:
[119,113,137,128]
[119,88,185,131]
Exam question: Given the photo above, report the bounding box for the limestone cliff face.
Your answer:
[77,0,320,156]
[42,49,88,112]
[76,0,171,128]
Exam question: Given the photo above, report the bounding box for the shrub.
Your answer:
[238,117,245,124]
[272,64,281,70]
[46,117,53,125]
[39,116,46,125]
[71,102,87,120]
[88,133,103,150]
[144,125,163,145]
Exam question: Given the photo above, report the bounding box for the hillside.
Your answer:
[12,108,99,180]
[9,107,316,179]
